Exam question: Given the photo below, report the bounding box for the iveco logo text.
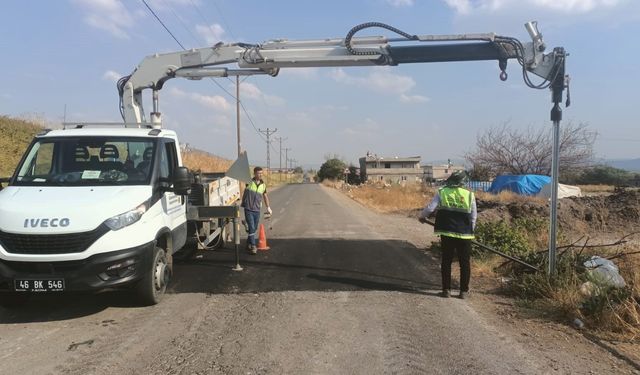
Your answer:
[23,218,70,228]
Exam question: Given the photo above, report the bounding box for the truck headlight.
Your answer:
[105,202,147,231]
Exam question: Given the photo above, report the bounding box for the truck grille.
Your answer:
[0,225,110,255]
[0,258,87,275]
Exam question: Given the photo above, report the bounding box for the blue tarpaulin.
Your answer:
[488,175,551,195]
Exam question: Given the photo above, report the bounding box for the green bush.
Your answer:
[564,164,637,186]
[474,221,531,258]
[317,158,346,182]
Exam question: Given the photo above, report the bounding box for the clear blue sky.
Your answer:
[1,0,639,168]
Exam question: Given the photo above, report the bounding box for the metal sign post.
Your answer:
[548,48,567,275]
[232,207,243,272]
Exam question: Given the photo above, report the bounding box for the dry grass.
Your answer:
[337,182,547,214]
[0,116,43,177]
[476,190,547,205]
[473,256,505,279]
[181,149,232,172]
[510,242,640,340]
[577,184,616,193]
[593,248,640,338]
[321,179,345,189]
[263,172,302,189]
[344,183,436,214]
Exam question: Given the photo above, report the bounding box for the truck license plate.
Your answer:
[14,278,65,292]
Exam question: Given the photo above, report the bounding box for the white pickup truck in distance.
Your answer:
[0,124,223,306]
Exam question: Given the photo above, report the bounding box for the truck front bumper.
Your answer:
[0,242,155,292]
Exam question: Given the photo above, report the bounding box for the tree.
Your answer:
[465,122,596,176]
[468,163,492,181]
[293,166,304,174]
[317,158,346,181]
[575,165,633,186]
[347,165,361,185]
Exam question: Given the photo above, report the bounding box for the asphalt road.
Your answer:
[0,183,619,374]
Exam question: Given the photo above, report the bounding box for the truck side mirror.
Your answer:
[173,167,192,195]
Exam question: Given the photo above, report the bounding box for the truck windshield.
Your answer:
[14,137,156,186]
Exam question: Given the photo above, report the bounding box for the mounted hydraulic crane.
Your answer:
[118,21,569,274]
[118,22,565,125]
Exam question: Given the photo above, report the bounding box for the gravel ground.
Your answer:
[0,183,637,374]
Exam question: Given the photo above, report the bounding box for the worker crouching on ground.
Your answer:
[242,167,272,254]
[419,171,477,299]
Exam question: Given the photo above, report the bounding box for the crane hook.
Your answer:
[498,59,508,81]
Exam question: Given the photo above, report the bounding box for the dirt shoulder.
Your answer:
[331,185,640,374]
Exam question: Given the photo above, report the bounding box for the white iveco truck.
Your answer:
[0,124,243,306]
[0,21,565,306]
[0,125,190,305]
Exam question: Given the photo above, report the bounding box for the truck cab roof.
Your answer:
[39,126,178,140]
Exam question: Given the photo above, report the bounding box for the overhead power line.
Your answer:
[160,0,202,48]
[141,0,186,50]
[141,0,235,100]
[141,0,269,144]
[259,128,278,170]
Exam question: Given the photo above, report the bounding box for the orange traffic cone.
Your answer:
[256,223,270,251]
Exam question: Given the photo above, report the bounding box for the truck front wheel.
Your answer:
[135,246,169,305]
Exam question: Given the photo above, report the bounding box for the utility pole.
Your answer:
[291,159,299,182]
[284,148,291,172]
[275,136,287,182]
[236,76,241,157]
[284,148,291,183]
[259,128,277,171]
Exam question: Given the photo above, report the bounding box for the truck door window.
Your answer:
[158,141,178,182]
[166,141,178,177]
[158,146,169,181]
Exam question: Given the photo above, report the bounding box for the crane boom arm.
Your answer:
[119,21,565,125]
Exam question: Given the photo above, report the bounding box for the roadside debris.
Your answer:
[583,256,626,288]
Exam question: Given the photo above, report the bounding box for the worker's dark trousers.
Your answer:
[244,209,261,247]
[440,236,472,292]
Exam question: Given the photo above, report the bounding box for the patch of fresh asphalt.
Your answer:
[0,183,635,374]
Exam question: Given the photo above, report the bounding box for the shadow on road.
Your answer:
[169,238,441,295]
[0,291,143,323]
[1,238,441,322]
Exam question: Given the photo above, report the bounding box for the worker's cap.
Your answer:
[445,171,469,186]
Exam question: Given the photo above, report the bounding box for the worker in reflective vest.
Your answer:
[419,171,477,299]
[241,167,272,254]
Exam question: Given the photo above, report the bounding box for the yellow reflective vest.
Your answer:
[434,186,475,239]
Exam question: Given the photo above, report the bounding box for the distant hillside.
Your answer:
[606,158,640,172]
[0,116,42,177]
[181,147,232,172]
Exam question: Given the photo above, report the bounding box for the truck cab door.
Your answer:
[158,140,187,250]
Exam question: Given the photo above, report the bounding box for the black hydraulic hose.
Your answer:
[344,22,418,55]
[422,220,540,272]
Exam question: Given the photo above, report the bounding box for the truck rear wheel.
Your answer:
[135,246,169,305]
[0,292,29,308]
